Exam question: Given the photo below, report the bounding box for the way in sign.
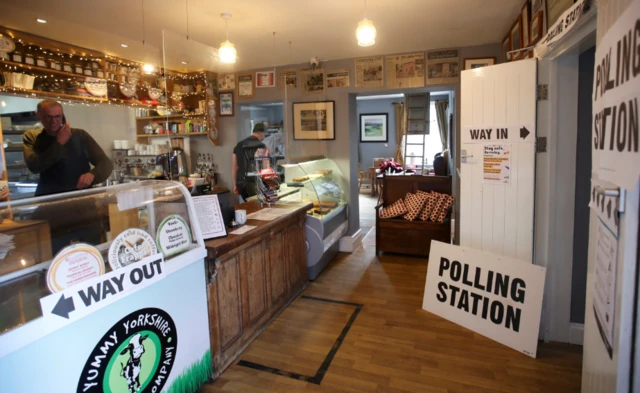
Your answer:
[469,128,509,140]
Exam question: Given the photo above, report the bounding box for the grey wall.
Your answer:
[356,97,397,170]
[192,43,501,236]
[571,46,595,324]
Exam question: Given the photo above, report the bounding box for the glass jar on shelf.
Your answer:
[54,60,62,71]
[74,61,83,74]
[96,69,104,79]
[36,55,46,67]
[24,53,35,66]
[83,64,93,76]
[48,58,57,70]
[62,61,72,73]
[11,50,22,63]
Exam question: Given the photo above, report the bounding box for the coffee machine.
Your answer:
[157,138,189,181]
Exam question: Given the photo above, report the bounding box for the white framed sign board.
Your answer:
[422,241,546,357]
[193,194,227,240]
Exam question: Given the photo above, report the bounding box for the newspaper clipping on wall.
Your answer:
[427,49,460,85]
[355,56,384,88]
[326,68,350,88]
[300,67,325,94]
[278,69,297,89]
[218,74,235,91]
[386,53,425,89]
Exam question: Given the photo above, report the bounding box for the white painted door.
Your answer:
[460,59,537,262]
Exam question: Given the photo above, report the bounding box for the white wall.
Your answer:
[0,96,136,154]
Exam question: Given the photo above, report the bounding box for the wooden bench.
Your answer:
[375,175,452,257]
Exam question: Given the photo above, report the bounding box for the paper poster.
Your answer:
[386,53,425,88]
[256,70,275,88]
[300,67,325,94]
[483,144,511,184]
[193,194,227,239]
[591,0,640,190]
[355,56,384,88]
[278,68,297,89]
[218,74,235,91]
[427,49,459,85]
[326,68,350,88]
[423,241,546,358]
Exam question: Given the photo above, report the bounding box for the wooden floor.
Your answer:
[199,245,583,393]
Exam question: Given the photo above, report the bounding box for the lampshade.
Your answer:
[219,40,237,64]
[356,18,376,47]
[143,64,155,74]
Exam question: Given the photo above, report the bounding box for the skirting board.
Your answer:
[569,323,584,346]
[339,229,363,253]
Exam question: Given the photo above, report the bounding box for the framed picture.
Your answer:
[218,74,235,91]
[237,74,254,98]
[530,10,544,45]
[521,1,531,47]
[360,113,388,143]
[464,57,496,70]
[510,17,523,53]
[502,35,511,62]
[292,101,335,140]
[255,70,275,88]
[219,92,234,116]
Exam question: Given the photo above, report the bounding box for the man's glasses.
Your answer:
[42,115,63,121]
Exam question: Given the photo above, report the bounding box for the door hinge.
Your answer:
[536,137,547,153]
[537,84,548,101]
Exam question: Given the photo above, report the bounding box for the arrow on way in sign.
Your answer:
[520,127,530,140]
[52,294,75,319]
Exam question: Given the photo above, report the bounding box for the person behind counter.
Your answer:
[23,99,113,255]
[232,123,266,200]
[23,99,113,196]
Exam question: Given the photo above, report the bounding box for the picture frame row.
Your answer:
[502,0,545,62]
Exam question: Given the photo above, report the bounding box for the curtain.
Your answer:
[392,102,405,164]
[435,100,449,151]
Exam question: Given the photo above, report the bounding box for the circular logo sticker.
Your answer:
[156,215,192,258]
[108,229,158,270]
[77,308,177,393]
[47,243,105,293]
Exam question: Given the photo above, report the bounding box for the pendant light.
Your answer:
[356,0,376,47]
[219,13,237,64]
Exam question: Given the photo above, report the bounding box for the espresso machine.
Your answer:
[157,138,189,181]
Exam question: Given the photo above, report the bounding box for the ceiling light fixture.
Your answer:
[356,0,376,47]
[219,13,237,64]
[121,44,128,48]
[36,18,47,24]
[182,61,188,65]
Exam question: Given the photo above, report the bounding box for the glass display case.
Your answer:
[281,156,348,279]
[0,180,203,334]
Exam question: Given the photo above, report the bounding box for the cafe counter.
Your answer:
[204,200,312,379]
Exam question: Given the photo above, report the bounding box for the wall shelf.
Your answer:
[137,133,208,138]
[0,59,98,80]
[0,87,107,102]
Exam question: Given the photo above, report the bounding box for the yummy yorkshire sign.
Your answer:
[422,241,546,357]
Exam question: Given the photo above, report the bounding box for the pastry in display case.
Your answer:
[281,156,348,279]
[0,180,202,334]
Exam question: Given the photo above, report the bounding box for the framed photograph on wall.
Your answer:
[237,74,254,98]
[219,92,234,116]
[218,74,235,91]
[360,113,388,143]
[510,17,523,53]
[530,11,544,45]
[521,1,531,47]
[292,101,335,140]
[255,70,275,88]
[464,57,496,70]
[502,35,511,62]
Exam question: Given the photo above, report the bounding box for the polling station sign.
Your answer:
[422,241,546,357]
[592,0,640,190]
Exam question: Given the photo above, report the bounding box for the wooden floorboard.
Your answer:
[199,241,582,393]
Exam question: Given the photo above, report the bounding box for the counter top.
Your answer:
[204,201,312,259]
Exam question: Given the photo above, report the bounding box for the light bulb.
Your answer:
[219,40,237,64]
[143,64,154,74]
[356,18,376,47]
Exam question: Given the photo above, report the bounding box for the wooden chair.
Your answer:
[375,175,452,257]
[358,168,372,193]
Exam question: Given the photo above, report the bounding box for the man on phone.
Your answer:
[23,99,113,196]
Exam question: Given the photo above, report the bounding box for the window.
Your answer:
[402,102,444,167]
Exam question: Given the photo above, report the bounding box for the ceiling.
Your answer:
[0,0,521,72]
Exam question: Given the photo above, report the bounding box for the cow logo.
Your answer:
[77,308,177,393]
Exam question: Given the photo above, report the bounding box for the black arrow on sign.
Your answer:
[52,294,75,319]
[607,200,612,219]
[520,127,530,140]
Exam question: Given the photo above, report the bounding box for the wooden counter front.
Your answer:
[204,201,311,379]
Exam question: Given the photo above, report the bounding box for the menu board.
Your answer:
[193,195,227,239]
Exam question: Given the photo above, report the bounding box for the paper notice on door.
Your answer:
[483,144,511,184]
[593,217,618,359]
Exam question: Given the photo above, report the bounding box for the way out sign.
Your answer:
[422,241,546,357]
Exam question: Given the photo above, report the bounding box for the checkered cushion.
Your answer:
[403,192,428,221]
[379,198,408,219]
[430,194,455,223]
[420,192,440,221]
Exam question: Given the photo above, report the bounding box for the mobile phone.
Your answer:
[62,115,67,124]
